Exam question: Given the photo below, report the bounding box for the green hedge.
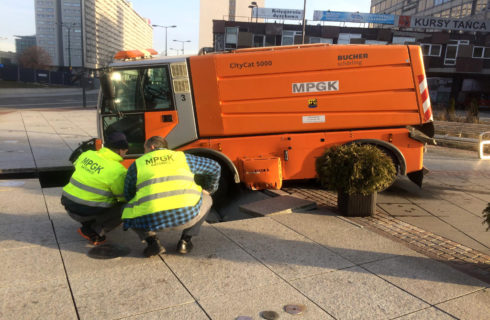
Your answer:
[316,143,396,195]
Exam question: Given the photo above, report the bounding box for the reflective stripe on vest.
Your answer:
[69,177,114,197]
[136,175,195,190]
[122,150,202,220]
[62,148,124,207]
[61,190,114,208]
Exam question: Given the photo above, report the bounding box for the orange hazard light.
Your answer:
[114,49,158,60]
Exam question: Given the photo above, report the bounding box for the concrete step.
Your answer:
[239,195,317,217]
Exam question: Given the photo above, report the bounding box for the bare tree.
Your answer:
[18,46,52,70]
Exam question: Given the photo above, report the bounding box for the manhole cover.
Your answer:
[260,310,279,320]
[87,243,131,259]
[284,304,306,315]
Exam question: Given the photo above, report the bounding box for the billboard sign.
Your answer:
[399,16,490,32]
[313,11,395,25]
[252,8,304,20]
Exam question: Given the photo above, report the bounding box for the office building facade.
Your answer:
[370,0,488,19]
[199,0,265,49]
[34,0,153,70]
[15,36,37,55]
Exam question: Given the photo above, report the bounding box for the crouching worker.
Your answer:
[61,132,129,245]
[122,136,220,257]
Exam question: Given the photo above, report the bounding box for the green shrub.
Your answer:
[447,98,456,121]
[483,203,490,231]
[316,144,396,195]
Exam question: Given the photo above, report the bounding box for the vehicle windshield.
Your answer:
[101,65,174,113]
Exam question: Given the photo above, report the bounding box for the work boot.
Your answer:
[177,235,193,254]
[143,236,166,257]
[78,227,106,246]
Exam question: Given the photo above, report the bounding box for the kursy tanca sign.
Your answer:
[399,16,490,32]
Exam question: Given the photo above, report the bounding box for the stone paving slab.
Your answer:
[435,288,490,320]
[397,307,455,320]
[163,246,283,301]
[0,110,96,172]
[0,244,66,288]
[125,303,209,320]
[272,212,419,265]
[291,266,430,319]
[385,215,490,255]
[0,179,49,224]
[0,219,56,250]
[239,195,317,216]
[198,281,334,319]
[362,255,487,304]
[69,260,194,320]
[216,217,354,280]
[0,278,77,320]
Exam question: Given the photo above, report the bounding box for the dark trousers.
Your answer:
[66,203,123,236]
[133,192,213,241]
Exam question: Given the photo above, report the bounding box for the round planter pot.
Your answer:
[337,191,377,217]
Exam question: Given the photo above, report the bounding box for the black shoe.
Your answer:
[143,236,166,257]
[177,238,193,254]
[78,227,106,245]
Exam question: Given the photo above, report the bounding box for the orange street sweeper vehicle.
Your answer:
[98,44,434,196]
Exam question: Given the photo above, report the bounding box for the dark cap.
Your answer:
[105,131,129,150]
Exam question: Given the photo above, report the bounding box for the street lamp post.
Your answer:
[151,24,176,56]
[173,39,191,55]
[58,22,77,69]
[302,0,307,44]
[248,2,258,23]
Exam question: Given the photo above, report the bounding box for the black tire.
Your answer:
[189,153,238,210]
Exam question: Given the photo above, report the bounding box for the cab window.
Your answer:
[101,65,174,114]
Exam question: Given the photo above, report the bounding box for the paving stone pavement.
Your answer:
[1,110,490,319]
[282,175,490,284]
[0,110,97,172]
[1,180,489,319]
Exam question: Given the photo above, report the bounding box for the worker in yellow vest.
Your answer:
[61,132,128,245]
[122,136,220,257]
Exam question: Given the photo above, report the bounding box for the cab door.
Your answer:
[100,61,198,156]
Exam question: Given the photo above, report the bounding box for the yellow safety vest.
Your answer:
[122,149,202,220]
[62,148,127,207]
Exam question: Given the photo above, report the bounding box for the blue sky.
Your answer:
[0,0,371,54]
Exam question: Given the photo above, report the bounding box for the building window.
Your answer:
[444,45,457,65]
[421,44,442,57]
[473,47,490,59]
[392,36,416,44]
[443,40,468,66]
[338,33,362,44]
[281,30,301,46]
[434,0,450,5]
[309,37,333,44]
[462,3,472,16]
[253,35,265,47]
[451,6,461,18]
[225,27,238,49]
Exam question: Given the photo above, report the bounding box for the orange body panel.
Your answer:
[180,127,424,187]
[189,44,431,137]
[144,111,178,140]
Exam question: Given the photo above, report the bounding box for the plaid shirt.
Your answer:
[123,152,220,230]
